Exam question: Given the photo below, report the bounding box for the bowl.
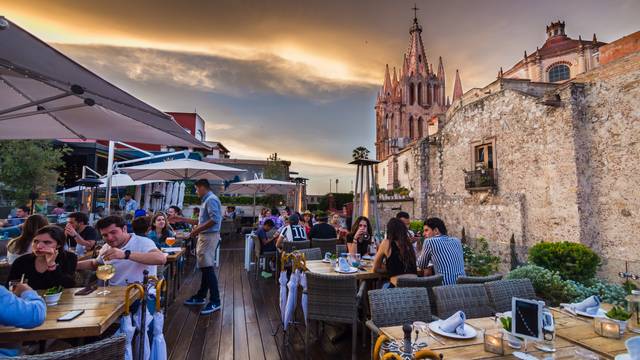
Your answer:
[44,292,62,306]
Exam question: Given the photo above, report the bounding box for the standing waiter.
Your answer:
[169,179,221,315]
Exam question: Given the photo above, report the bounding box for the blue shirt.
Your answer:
[0,286,46,356]
[119,198,138,213]
[199,191,222,234]
[417,235,466,285]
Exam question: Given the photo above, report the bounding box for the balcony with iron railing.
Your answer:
[464,168,497,192]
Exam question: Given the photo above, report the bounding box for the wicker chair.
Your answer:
[433,284,494,319]
[13,334,126,360]
[336,244,347,255]
[305,272,366,360]
[395,274,444,316]
[311,238,338,256]
[484,279,536,313]
[282,240,310,253]
[366,287,434,353]
[253,234,277,279]
[296,247,322,261]
[456,274,503,284]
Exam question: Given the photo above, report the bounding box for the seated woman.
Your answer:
[8,225,77,290]
[417,217,466,285]
[167,206,190,231]
[373,218,418,285]
[346,216,372,256]
[147,212,175,248]
[6,214,49,264]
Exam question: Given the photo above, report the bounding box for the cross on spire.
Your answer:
[412,4,419,20]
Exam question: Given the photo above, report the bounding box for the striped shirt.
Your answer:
[417,235,466,285]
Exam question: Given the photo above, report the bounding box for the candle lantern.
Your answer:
[484,329,505,355]
[627,292,640,334]
[594,317,622,339]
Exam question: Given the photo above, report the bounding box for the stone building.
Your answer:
[503,21,606,83]
[375,13,463,190]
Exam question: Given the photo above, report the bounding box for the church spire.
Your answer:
[383,64,392,93]
[406,5,427,76]
[453,69,463,100]
[437,56,445,79]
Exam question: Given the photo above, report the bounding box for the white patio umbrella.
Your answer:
[0,18,206,148]
[134,185,142,208]
[143,183,152,211]
[133,306,152,360]
[283,269,301,331]
[177,182,186,209]
[56,174,163,194]
[300,271,308,325]
[170,182,180,207]
[163,182,174,209]
[225,179,297,218]
[120,158,245,181]
[279,270,288,325]
[149,310,166,360]
[117,314,136,360]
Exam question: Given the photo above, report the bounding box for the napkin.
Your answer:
[324,252,332,261]
[439,310,466,336]
[563,295,601,314]
[338,257,351,272]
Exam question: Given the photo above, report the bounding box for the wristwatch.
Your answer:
[124,250,131,260]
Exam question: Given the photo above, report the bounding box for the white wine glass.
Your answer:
[96,263,116,295]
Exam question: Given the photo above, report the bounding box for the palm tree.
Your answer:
[352,146,370,160]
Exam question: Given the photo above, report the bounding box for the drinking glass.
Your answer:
[350,254,361,267]
[165,237,176,247]
[96,264,116,295]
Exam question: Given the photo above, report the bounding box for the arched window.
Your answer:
[409,83,415,105]
[409,116,414,139]
[548,64,570,82]
[397,115,402,138]
[418,117,423,138]
[427,83,432,105]
[417,82,423,106]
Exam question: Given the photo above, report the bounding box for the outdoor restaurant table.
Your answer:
[305,259,382,280]
[550,306,633,359]
[381,317,601,359]
[162,247,185,306]
[0,286,140,342]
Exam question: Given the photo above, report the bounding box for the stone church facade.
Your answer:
[374,22,640,278]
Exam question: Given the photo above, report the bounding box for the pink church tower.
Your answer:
[375,9,462,161]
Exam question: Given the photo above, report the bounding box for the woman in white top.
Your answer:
[6,214,49,264]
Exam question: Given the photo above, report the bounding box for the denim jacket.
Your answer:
[0,285,46,356]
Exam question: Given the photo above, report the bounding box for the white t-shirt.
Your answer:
[280,224,307,242]
[98,234,159,286]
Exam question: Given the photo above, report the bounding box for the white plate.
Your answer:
[334,266,358,274]
[574,308,607,318]
[322,259,331,263]
[428,320,478,339]
[362,255,373,260]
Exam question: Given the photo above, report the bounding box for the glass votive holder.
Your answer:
[594,317,622,339]
[484,329,504,355]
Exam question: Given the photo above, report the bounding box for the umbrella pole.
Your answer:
[105,141,115,215]
[138,270,149,360]
[253,191,257,224]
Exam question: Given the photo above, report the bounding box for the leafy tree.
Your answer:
[352,146,370,160]
[264,152,288,180]
[0,140,69,205]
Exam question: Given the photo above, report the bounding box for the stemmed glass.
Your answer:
[96,263,116,295]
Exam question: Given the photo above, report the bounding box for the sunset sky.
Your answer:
[3,0,639,193]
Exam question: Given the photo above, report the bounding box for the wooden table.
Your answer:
[551,307,633,359]
[0,286,140,342]
[381,317,602,359]
[163,248,185,306]
[305,259,383,280]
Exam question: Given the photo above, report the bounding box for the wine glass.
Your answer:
[96,264,116,295]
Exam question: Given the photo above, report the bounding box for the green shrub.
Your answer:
[528,241,600,283]
[409,220,423,234]
[564,279,628,306]
[506,265,575,306]
[463,237,501,276]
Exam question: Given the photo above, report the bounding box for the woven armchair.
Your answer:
[456,274,503,284]
[252,234,277,279]
[282,240,310,253]
[484,279,536,313]
[305,272,366,360]
[433,284,494,319]
[311,238,338,256]
[13,334,126,360]
[296,247,322,261]
[395,274,444,316]
[336,244,347,255]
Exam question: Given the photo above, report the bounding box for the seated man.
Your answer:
[77,215,166,286]
[257,219,277,253]
[65,212,100,251]
[275,214,307,248]
[308,214,337,240]
[132,216,150,237]
[1,206,29,228]
[417,217,466,285]
[0,283,46,356]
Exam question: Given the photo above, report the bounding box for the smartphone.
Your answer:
[74,285,97,296]
[57,309,85,322]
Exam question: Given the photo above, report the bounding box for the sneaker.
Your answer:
[200,302,221,315]
[184,296,206,306]
[261,271,273,279]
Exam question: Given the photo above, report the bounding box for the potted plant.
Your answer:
[499,316,522,349]
[43,285,63,306]
[605,306,632,334]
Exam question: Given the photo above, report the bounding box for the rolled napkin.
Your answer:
[562,295,601,315]
[439,310,466,336]
[324,252,332,261]
[338,257,351,272]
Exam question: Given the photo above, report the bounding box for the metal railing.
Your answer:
[464,168,497,191]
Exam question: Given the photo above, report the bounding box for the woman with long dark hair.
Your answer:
[6,214,49,264]
[8,225,77,290]
[147,212,175,247]
[373,218,417,281]
[346,216,372,256]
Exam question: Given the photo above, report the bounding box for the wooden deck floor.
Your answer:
[164,236,369,360]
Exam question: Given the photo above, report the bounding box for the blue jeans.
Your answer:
[196,267,220,305]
